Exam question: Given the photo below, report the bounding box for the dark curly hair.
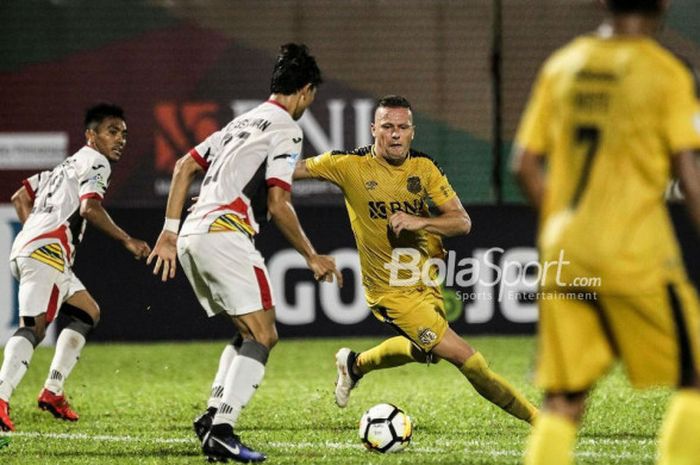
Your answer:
[84,103,125,130]
[270,43,323,95]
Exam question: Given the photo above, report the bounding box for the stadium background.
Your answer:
[0,0,698,343]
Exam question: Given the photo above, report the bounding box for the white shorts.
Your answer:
[177,232,274,317]
[10,256,86,323]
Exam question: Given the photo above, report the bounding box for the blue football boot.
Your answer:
[202,425,266,463]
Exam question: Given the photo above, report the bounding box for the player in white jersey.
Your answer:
[0,104,151,432]
[148,44,342,463]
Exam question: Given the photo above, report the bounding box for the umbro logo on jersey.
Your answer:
[292,137,302,144]
[365,180,378,190]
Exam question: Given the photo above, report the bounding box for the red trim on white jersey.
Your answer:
[265,99,288,113]
[22,179,36,200]
[79,193,103,201]
[266,178,291,192]
[253,266,273,310]
[25,225,72,262]
[189,148,209,170]
[203,197,253,229]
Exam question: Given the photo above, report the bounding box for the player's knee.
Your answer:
[433,328,475,366]
[543,392,587,423]
[63,305,99,337]
[91,306,101,326]
[61,296,100,326]
[15,323,43,347]
[410,346,440,365]
[239,339,270,365]
[248,322,278,349]
[258,329,278,350]
[83,303,101,325]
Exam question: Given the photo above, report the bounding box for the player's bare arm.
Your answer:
[10,185,33,224]
[673,150,700,235]
[512,147,546,210]
[80,198,151,259]
[147,154,204,282]
[293,158,315,180]
[268,185,343,287]
[389,197,471,237]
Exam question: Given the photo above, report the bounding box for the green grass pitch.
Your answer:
[0,336,669,464]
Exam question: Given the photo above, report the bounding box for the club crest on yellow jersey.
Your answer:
[406,176,422,194]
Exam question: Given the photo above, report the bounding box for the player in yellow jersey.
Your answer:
[295,95,538,424]
[513,1,700,464]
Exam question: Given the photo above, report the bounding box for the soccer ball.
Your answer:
[358,403,412,453]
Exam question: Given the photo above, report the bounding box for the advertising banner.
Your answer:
[2,205,696,342]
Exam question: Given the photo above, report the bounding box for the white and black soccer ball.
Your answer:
[358,403,412,453]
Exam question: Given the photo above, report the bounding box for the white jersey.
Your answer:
[10,145,111,271]
[180,100,302,237]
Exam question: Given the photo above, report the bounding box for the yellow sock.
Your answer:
[658,390,700,465]
[459,352,538,423]
[524,412,577,465]
[356,336,421,375]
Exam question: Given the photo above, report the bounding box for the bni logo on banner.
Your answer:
[0,205,57,346]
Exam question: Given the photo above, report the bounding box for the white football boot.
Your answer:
[334,347,360,408]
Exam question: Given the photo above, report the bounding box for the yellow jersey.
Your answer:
[305,145,457,303]
[515,35,700,294]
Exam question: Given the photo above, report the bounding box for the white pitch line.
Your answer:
[579,437,655,446]
[441,437,655,447]
[3,431,192,444]
[1,431,655,460]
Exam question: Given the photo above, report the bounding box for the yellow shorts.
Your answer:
[536,281,700,392]
[369,287,448,352]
